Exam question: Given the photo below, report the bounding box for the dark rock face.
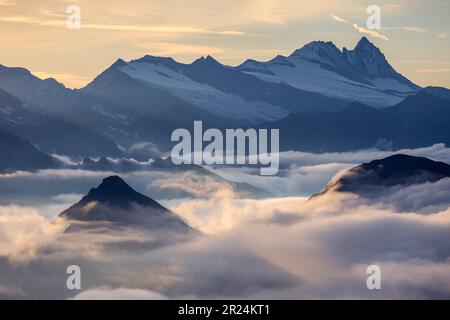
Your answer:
[262,91,450,152]
[0,128,56,172]
[337,154,450,190]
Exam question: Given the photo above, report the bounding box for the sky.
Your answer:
[0,0,449,88]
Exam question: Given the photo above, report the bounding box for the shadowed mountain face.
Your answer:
[0,128,56,172]
[0,88,122,158]
[59,176,192,232]
[0,37,444,160]
[263,91,450,152]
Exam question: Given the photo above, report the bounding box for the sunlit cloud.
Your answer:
[401,26,427,33]
[331,14,347,23]
[353,23,389,41]
[0,205,67,263]
[0,15,246,36]
[0,0,15,6]
[136,42,225,57]
[437,31,448,39]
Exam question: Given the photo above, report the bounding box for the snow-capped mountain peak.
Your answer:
[86,54,288,123]
[343,36,393,78]
[291,40,343,65]
[343,36,419,88]
[236,37,420,107]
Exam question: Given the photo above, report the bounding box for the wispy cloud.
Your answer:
[401,26,427,33]
[416,68,450,73]
[353,23,389,41]
[0,15,246,36]
[0,0,15,6]
[330,14,389,41]
[437,31,448,39]
[331,14,347,23]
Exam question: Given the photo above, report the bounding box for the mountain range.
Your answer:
[0,37,448,161]
[0,127,56,172]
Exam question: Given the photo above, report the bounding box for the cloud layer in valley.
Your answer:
[1,145,450,299]
[1,178,450,299]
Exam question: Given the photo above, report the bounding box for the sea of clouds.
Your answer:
[0,144,450,299]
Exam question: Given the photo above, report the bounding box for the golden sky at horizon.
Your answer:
[0,0,449,88]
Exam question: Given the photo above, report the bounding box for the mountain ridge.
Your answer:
[238,37,420,107]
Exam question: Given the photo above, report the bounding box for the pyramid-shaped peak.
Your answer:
[355,36,372,48]
[205,55,217,62]
[354,36,381,54]
[60,175,171,216]
[81,175,150,208]
[58,175,193,232]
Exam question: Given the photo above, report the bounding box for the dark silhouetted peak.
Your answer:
[328,155,450,193]
[359,154,450,177]
[59,176,193,232]
[354,36,372,50]
[98,175,131,192]
[78,175,160,209]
